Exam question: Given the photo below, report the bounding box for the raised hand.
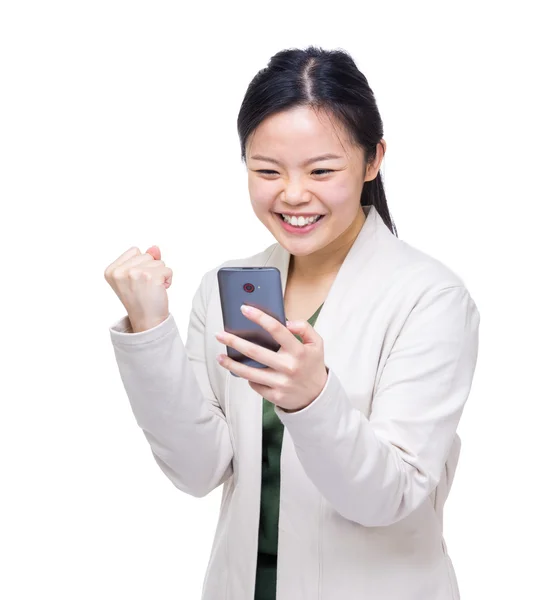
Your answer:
[104,245,173,332]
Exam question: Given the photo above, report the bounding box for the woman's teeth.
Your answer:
[281,214,322,227]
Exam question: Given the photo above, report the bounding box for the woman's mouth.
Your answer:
[275,212,326,234]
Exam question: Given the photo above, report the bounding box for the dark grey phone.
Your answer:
[217,267,286,377]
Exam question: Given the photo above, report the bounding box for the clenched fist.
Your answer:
[104,245,173,333]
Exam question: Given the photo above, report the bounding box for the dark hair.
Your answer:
[237,46,398,237]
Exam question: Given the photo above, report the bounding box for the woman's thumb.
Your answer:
[145,245,161,260]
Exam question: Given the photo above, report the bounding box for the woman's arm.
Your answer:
[275,284,480,526]
[109,267,233,498]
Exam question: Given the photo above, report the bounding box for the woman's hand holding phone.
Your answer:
[215,305,329,413]
[104,245,173,333]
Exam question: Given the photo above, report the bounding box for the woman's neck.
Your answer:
[288,206,366,282]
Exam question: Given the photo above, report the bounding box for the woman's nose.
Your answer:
[282,179,309,204]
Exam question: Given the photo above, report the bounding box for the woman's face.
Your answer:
[246,105,384,257]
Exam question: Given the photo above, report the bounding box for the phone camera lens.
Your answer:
[243,283,255,293]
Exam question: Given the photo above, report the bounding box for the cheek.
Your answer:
[324,181,357,214]
[248,179,277,210]
[331,176,356,198]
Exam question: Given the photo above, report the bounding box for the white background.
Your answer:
[1,1,531,598]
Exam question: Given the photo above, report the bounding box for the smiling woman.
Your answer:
[107,45,480,600]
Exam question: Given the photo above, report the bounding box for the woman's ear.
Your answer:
[364,139,386,182]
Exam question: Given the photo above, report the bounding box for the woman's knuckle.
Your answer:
[285,361,297,376]
[112,267,125,280]
[274,320,284,334]
[128,268,143,281]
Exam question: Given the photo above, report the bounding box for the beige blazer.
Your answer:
[109,204,480,600]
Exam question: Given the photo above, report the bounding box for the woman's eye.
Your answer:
[256,169,334,176]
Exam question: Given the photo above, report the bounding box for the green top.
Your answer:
[254,302,325,600]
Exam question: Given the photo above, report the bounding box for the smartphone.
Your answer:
[217,267,286,377]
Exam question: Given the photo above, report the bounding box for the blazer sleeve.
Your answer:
[275,284,480,527]
[108,267,233,498]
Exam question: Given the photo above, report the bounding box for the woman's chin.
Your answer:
[275,233,329,257]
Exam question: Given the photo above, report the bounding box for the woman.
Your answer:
[105,46,480,600]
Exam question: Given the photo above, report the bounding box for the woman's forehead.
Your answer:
[246,107,355,160]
